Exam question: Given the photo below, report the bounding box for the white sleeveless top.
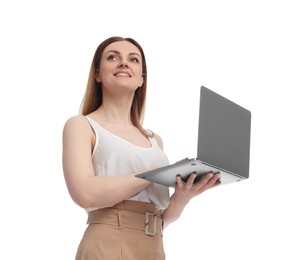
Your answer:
[85,116,170,212]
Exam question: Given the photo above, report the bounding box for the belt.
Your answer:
[87,200,163,236]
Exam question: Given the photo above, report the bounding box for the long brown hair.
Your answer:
[80,36,152,137]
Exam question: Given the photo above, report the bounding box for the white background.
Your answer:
[1,0,293,259]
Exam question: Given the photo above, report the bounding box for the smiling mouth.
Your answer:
[114,72,132,77]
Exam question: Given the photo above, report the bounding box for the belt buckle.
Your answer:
[145,211,157,236]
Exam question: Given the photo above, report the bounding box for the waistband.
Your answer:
[87,200,163,236]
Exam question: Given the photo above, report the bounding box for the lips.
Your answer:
[114,71,132,77]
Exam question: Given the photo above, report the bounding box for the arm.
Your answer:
[162,172,220,228]
[62,116,151,209]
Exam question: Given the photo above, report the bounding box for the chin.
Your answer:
[105,83,139,93]
[115,81,140,90]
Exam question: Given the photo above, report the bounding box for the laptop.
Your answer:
[136,86,251,187]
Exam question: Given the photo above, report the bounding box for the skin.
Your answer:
[62,40,220,229]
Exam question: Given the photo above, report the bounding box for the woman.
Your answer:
[62,36,220,260]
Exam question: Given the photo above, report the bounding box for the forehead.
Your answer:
[103,41,142,56]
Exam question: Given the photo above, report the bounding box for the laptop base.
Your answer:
[136,158,245,188]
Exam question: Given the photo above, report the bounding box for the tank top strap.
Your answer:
[147,134,160,149]
[83,116,98,134]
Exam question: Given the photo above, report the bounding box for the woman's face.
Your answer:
[96,40,144,92]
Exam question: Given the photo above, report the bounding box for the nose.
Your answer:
[118,58,129,68]
[118,62,129,68]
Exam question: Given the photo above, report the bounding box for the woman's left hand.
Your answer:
[162,172,221,227]
[174,172,221,204]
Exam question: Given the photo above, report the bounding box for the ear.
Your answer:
[138,73,144,87]
[94,69,102,83]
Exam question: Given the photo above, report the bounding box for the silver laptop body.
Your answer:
[136,86,251,187]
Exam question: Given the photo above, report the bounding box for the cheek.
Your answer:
[97,67,110,82]
[135,67,144,79]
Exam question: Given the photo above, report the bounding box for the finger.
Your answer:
[209,173,221,187]
[212,179,221,188]
[201,173,221,191]
[192,172,215,191]
[198,172,214,186]
[176,174,184,188]
[186,172,197,188]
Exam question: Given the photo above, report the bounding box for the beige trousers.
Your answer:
[75,200,165,260]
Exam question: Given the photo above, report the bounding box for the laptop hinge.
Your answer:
[196,159,245,179]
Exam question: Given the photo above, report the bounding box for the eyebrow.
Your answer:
[105,50,141,57]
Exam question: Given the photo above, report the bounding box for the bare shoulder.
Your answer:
[153,132,164,150]
[64,114,87,128]
[63,115,92,137]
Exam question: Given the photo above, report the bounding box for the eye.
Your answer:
[107,55,118,61]
[129,57,139,63]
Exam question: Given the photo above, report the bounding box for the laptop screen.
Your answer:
[197,87,251,178]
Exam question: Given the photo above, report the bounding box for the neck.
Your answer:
[98,92,135,125]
